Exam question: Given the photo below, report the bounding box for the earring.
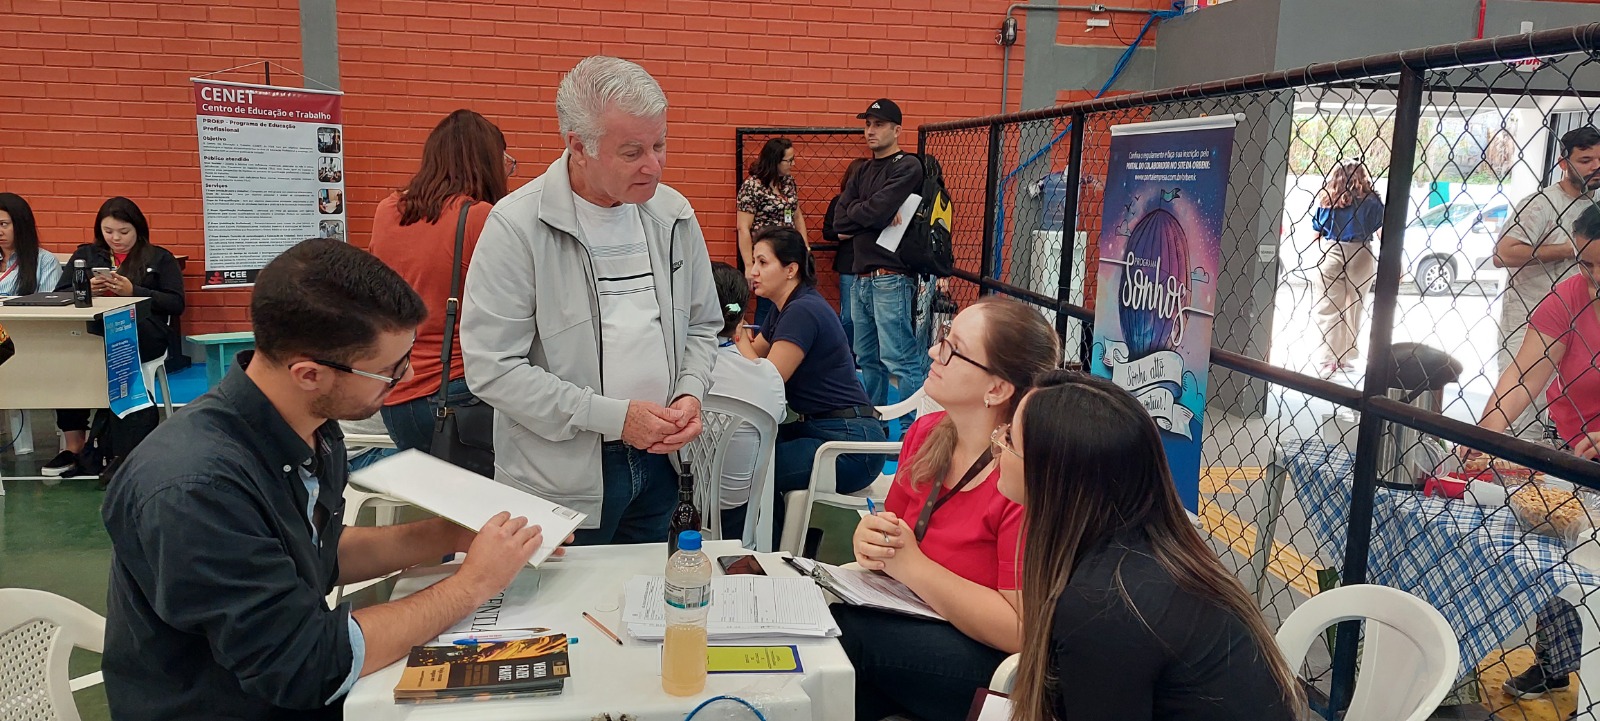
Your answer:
[984,398,992,408]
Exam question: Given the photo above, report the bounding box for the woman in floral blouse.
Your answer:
[738,138,808,326]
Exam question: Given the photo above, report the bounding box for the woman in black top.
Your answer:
[995,370,1302,721]
[42,197,185,481]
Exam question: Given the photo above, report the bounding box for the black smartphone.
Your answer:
[717,555,766,576]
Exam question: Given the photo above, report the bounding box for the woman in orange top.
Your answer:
[369,109,513,452]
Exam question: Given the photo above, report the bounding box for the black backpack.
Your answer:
[896,153,955,277]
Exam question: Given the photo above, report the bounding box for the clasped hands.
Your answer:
[851,510,925,574]
[621,396,703,453]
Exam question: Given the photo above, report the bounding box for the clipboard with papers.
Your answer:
[784,557,944,622]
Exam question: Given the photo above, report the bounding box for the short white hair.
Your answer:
[556,56,668,157]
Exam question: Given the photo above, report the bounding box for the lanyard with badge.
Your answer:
[913,450,994,540]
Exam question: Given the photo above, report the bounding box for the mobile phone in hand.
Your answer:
[717,555,766,576]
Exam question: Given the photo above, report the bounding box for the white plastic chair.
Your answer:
[990,654,1020,693]
[141,352,173,420]
[779,388,943,556]
[679,395,779,551]
[1275,584,1460,721]
[326,480,410,607]
[0,588,107,721]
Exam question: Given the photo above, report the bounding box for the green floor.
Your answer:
[1,423,859,721]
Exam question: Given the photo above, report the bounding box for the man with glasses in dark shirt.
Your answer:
[101,238,553,720]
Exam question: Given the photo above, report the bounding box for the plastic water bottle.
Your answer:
[662,530,712,696]
[71,259,92,308]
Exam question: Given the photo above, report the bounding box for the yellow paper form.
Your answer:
[706,645,803,674]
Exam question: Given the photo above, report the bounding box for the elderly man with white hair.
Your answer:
[462,55,720,545]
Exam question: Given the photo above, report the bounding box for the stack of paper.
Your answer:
[621,575,841,640]
[351,450,587,568]
[787,558,943,621]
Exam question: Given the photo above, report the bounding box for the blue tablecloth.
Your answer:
[1285,437,1600,669]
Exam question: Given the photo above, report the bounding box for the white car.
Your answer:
[1401,200,1511,296]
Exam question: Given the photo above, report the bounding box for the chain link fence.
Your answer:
[922,25,1600,720]
[736,128,868,312]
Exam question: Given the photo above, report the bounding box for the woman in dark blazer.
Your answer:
[42,197,184,482]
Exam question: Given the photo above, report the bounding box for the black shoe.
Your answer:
[1503,662,1571,699]
[40,450,80,477]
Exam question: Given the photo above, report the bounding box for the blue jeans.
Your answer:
[851,273,928,407]
[571,444,679,546]
[839,273,857,352]
[773,416,888,547]
[380,377,474,453]
[348,447,397,472]
[835,604,1009,721]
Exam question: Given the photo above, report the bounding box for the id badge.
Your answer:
[784,209,793,226]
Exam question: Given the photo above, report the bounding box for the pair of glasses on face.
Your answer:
[933,322,995,374]
[991,423,1022,460]
[504,152,519,177]
[311,350,413,389]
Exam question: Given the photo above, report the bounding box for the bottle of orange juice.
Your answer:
[662,530,712,696]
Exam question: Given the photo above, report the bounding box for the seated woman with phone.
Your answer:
[840,297,1059,721]
[42,197,185,482]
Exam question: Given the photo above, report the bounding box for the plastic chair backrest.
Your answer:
[876,387,943,423]
[1274,584,1460,721]
[0,588,106,721]
[682,394,778,548]
[989,653,1020,693]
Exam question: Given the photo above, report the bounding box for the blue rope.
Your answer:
[682,695,769,721]
[986,1,1185,279]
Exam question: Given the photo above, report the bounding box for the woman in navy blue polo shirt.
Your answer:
[736,226,887,526]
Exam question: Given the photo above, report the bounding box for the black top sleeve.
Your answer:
[1050,577,1163,721]
[822,196,841,243]
[1049,536,1296,721]
[54,245,97,291]
[835,157,924,235]
[132,247,185,317]
[132,478,355,710]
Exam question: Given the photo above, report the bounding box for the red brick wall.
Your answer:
[2,0,1176,334]
[2,0,301,330]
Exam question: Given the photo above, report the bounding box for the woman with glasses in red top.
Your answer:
[838,296,1060,721]
[368,109,514,453]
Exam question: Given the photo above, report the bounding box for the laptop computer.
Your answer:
[2,292,77,307]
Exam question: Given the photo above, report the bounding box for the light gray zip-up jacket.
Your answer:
[460,152,720,526]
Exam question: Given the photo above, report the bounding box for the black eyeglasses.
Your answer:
[310,351,411,389]
[933,322,995,374]
[505,152,518,177]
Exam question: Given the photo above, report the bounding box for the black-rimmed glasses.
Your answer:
[311,351,411,389]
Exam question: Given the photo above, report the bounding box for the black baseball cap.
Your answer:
[856,99,902,125]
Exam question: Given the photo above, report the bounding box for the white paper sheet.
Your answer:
[351,450,586,568]
[969,691,1012,721]
[874,193,923,253]
[622,575,841,640]
[435,572,552,643]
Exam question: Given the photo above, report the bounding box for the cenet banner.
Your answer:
[192,79,345,288]
[1090,115,1237,512]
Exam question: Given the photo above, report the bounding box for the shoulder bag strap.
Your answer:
[436,200,474,410]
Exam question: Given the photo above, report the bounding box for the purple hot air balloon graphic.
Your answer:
[1118,207,1191,359]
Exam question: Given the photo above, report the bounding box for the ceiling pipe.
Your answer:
[999,4,1156,115]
